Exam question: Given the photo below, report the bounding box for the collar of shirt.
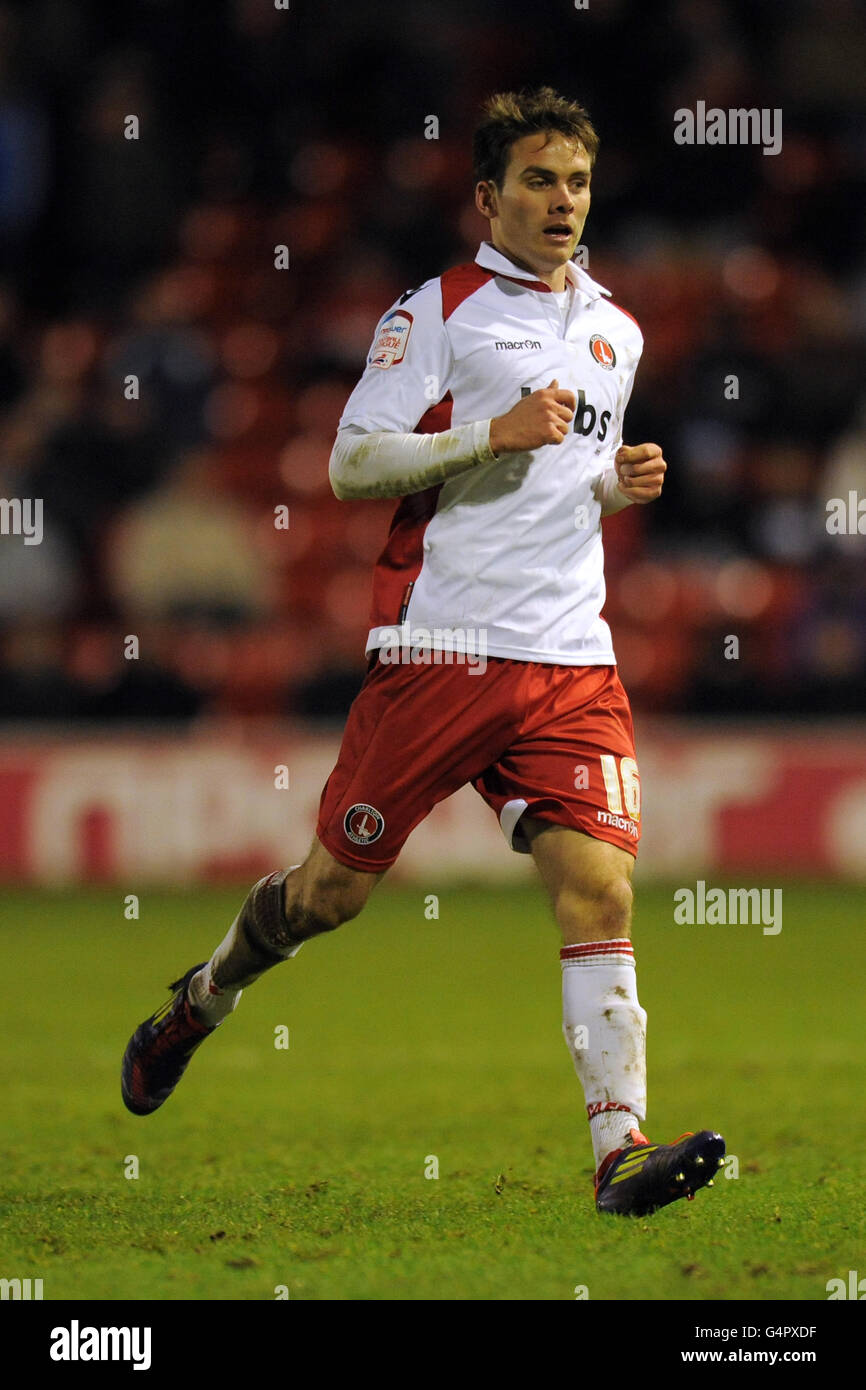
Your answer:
[475,240,611,301]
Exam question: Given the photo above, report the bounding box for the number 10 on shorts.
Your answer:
[599,755,641,819]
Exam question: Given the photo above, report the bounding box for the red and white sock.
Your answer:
[560,938,648,1170]
[189,863,306,1025]
[188,961,242,1026]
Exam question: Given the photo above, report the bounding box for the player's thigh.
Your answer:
[292,835,386,926]
[523,818,635,944]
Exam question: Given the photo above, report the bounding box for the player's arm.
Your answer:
[330,283,485,500]
[594,443,668,514]
[612,443,667,505]
[592,351,666,515]
[329,275,581,501]
[330,379,577,500]
[329,419,496,500]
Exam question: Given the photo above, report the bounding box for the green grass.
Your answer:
[0,882,862,1301]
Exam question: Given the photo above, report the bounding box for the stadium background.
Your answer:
[0,0,863,882]
[1,0,865,1310]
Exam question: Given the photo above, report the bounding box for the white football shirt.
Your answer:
[339,240,644,665]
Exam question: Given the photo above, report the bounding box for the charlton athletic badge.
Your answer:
[589,334,616,370]
[344,803,386,846]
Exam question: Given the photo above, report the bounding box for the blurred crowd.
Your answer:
[0,0,864,722]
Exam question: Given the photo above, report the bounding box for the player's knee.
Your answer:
[293,858,375,934]
[293,887,358,935]
[597,873,633,935]
[557,872,633,939]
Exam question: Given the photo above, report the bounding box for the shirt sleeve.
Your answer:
[329,420,496,500]
[339,279,454,433]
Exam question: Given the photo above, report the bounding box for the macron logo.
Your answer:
[494,339,542,351]
[50,1321,152,1371]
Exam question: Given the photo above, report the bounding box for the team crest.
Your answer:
[344,803,386,845]
[369,310,413,369]
[589,334,616,370]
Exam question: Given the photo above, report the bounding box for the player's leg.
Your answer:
[191,838,384,1018]
[121,841,381,1116]
[475,662,724,1211]
[522,819,647,1166]
[522,818,635,943]
[473,663,649,1172]
[122,654,522,1116]
[524,818,724,1214]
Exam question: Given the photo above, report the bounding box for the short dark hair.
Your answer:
[472,86,600,187]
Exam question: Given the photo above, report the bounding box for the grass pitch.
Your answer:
[0,881,862,1301]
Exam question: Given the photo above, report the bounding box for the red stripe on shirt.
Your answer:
[440,263,496,320]
[497,273,553,293]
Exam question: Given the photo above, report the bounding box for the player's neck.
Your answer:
[487,235,568,292]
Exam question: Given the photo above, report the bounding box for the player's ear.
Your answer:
[475,180,497,222]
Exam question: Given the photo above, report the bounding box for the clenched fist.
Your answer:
[614,443,667,504]
[489,379,576,456]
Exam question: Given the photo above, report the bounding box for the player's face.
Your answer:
[476,132,592,289]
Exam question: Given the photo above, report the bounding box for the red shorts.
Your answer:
[316,656,641,871]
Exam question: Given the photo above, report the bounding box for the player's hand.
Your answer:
[614,443,667,503]
[489,379,576,456]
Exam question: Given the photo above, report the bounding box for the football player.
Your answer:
[123,87,724,1215]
